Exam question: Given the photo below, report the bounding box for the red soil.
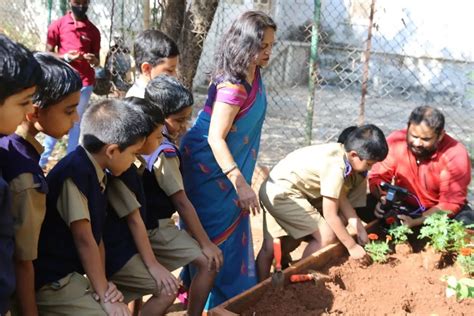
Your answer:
[242,248,473,315]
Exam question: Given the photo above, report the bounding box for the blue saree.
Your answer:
[180,69,267,309]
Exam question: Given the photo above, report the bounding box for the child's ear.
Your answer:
[140,62,152,77]
[104,144,120,159]
[348,150,358,159]
[25,105,40,122]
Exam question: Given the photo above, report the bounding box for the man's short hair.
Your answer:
[33,52,82,109]
[0,34,42,104]
[407,106,445,136]
[80,98,151,153]
[133,30,179,73]
[145,74,193,116]
[344,124,388,161]
[123,96,165,135]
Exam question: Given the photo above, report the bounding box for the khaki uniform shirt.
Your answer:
[269,143,366,210]
[9,126,45,260]
[154,153,183,197]
[106,157,143,218]
[56,149,107,226]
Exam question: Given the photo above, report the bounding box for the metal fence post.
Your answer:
[305,0,321,145]
[359,0,376,125]
[47,0,53,25]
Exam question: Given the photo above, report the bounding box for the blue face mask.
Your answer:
[71,5,88,20]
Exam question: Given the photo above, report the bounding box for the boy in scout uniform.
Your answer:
[142,75,223,315]
[33,99,152,316]
[0,53,81,315]
[0,34,42,316]
[256,125,389,281]
[103,97,177,315]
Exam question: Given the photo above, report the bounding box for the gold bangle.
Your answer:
[222,162,238,175]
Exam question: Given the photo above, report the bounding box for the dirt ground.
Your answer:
[241,238,473,316]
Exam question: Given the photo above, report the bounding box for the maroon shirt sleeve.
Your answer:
[46,20,60,49]
[90,25,101,55]
[435,141,471,214]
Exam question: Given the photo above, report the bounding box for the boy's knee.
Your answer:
[192,254,207,266]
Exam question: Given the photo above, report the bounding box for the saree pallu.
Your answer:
[180,71,267,309]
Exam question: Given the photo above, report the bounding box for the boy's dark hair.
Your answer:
[145,74,193,116]
[344,124,388,161]
[407,106,445,136]
[123,96,165,135]
[337,126,357,144]
[80,99,151,153]
[0,34,42,104]
[32,52,82,108]
[133,30,179,73]
[214,11,277,83]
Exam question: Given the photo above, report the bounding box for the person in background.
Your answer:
[40,0,100,169]
[126,30,179,98]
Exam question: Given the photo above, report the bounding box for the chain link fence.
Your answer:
[1,0,473,195]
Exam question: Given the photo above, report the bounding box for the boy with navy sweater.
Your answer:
[143,75,223,315]
[103,97,177,315]
[0,34,42,316]
[34,99,149,315]
[1,52,81,316]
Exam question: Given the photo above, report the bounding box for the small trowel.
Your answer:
[271,238,284,288]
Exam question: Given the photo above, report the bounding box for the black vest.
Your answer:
[142,136,181,230]
[34,146,107,289]
[103,164,146,277]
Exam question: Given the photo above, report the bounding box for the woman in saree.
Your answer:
[179,11,276,310]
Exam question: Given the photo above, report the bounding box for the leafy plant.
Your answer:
[365,233,391,263]
[457,247,474,276]
[388,224,413,244]
[418,211,469,253]
[444,276,474,300]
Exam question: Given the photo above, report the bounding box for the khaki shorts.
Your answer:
[36,272,106,316]
[109,254,160,303]
[259,180,326,240]
[148,218,202,272]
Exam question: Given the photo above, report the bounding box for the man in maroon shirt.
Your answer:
[368,106,473,227]
[40,0,100,168]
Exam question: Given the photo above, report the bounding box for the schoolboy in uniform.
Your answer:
[1,53,81,316]
[142,75,223,315]
[0,34,42,316]
[126,30,179,98]
[34,99,150,316]
[256,125,389,281]
[103,97,177,315]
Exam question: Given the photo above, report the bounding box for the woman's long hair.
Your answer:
[213,11,276,83]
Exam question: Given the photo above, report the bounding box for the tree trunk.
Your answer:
[160,0,186,42]
[176,0,219,89]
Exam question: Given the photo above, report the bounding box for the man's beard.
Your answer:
[408,143,438,160]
